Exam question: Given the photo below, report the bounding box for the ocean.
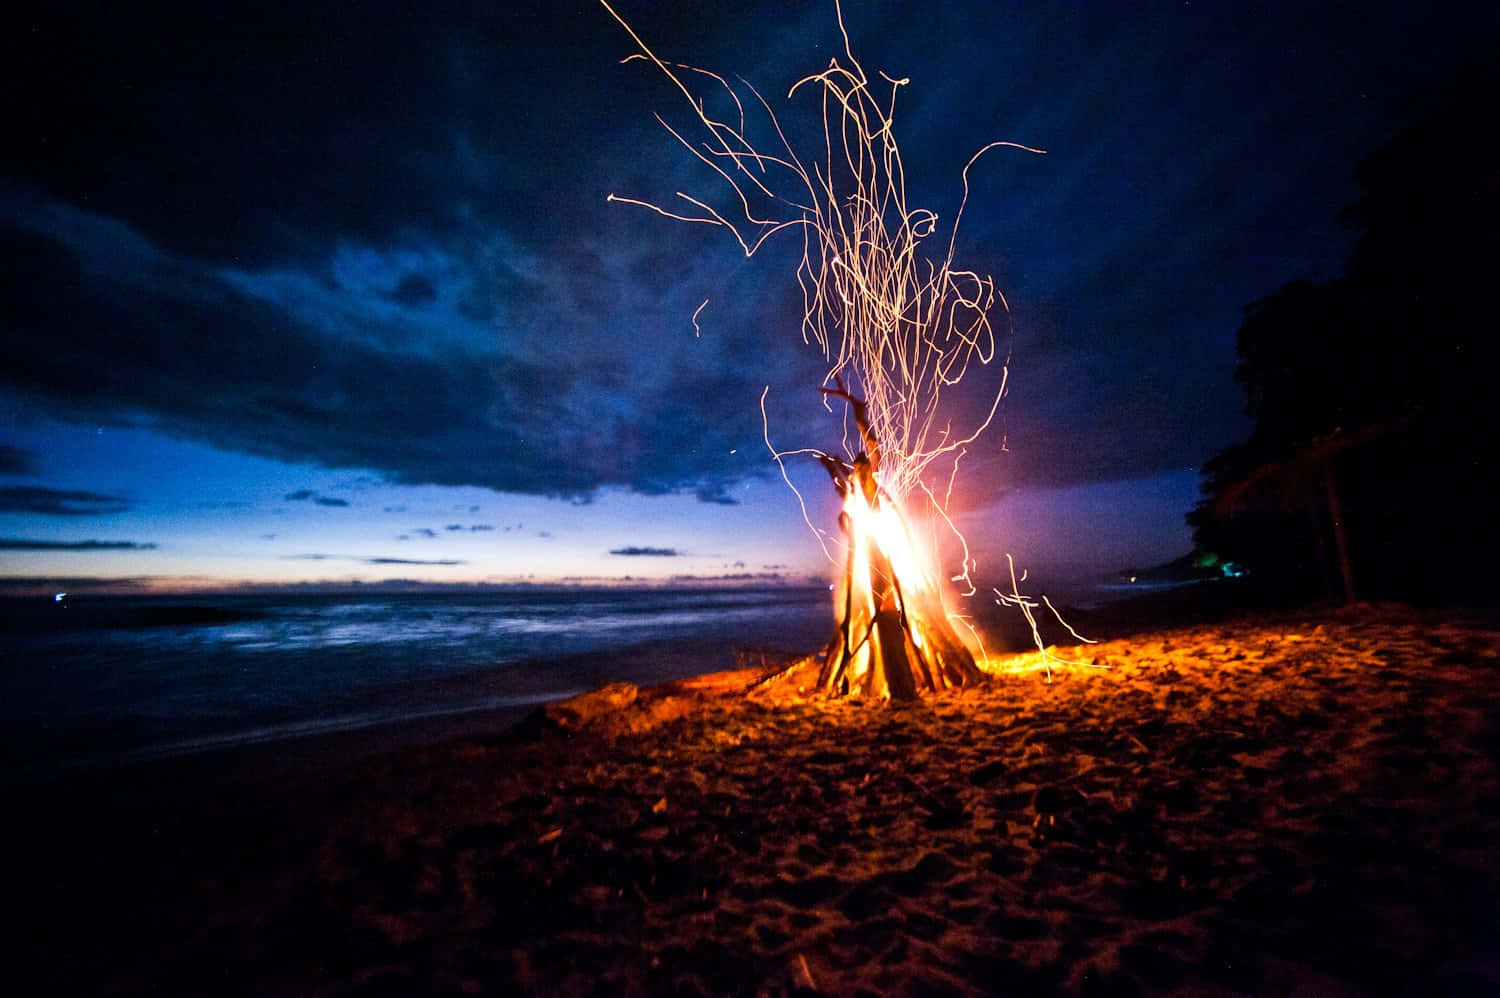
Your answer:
[1,586,833,782]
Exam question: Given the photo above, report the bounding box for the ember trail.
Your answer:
[600,0,1053,697]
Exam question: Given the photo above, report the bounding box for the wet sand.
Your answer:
[12,601,1500,995]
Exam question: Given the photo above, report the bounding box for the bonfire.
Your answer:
[601,1,1044,697]
[810,376,987,697]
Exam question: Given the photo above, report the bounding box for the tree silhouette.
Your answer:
[1192,58,1499,601]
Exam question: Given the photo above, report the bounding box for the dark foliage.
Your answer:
[1192,60,1499,601]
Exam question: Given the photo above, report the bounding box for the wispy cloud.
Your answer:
[284,489,349,507]
[0,576,158,596]
[284,552,465,566]
[365,557,465,566]
[0,538,156,550]
[0,485,131,516]
[609,545,681,557]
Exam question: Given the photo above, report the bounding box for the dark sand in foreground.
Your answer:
[12,601,1500,995]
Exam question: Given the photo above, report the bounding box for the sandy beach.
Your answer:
[13,600,1500,995]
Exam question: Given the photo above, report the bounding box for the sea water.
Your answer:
[0,587,831,780]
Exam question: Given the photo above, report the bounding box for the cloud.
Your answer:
[12,0,1474,501]
[0,485,131,516]
[364,557,465,566]
[3,2,722,268]
[694,483,739,505]
[284,552,465,566]
[609,546,682,557]
[0,538,156,550]
[1,203,805,503]
[0,445,36,475]
[0,575,156,596]
[411,528,438,538]
[283,489,349,507]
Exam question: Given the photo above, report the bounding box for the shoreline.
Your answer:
[3,629,820,791]
[3,576,1265,791]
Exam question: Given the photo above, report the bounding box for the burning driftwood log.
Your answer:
[815,379,987,700]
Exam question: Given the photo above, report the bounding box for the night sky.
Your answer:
[2,1,1493,594]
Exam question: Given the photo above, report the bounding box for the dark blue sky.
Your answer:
[2,0,1493,592]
